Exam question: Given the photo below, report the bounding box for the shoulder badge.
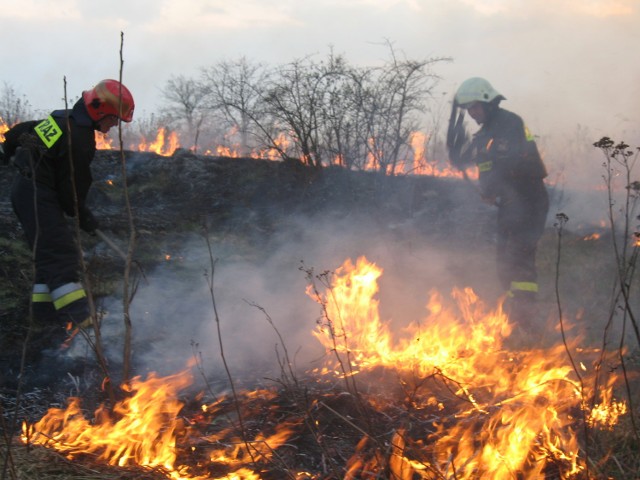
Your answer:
[34,115,63,148]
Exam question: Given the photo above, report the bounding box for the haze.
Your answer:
[2,0,638,144]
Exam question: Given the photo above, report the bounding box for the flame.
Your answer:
[0,117,9,142]
[21,371,298,479]
[95,131,114,150]
[20,255,627,478]
[213,145,240,157]
[137,128,180,156]
[409,130,478,178]
[308,256,626,479]
[95,128,181,156]
[93,124,475,180]
[22,370,196,476]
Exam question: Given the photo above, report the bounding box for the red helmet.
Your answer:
[82,79,135,122]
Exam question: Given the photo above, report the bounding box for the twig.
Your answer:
[244,300,299,391]
[318,400,374,440]
[117,31,136,386]
[202,225,257,467]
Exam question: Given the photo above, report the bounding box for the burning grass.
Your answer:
[4,441,168,479]
[9,360,634,479]
[6,257,636,479]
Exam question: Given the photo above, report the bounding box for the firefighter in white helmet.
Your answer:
[449,77,549,333]
[5,80,135,364]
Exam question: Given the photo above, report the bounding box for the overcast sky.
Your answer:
[2,0,638,149]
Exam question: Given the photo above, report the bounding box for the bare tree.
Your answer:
[0,82,34,125]
[160,74,209,152]
[350,42,449,174]
[261,45,448,172]
[201,57,269,157]
[313,50,365,169]
[193,47,449,172]
[262,52,371,168]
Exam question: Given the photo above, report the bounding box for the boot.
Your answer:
[504,295,542,347]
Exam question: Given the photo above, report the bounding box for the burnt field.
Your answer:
[1,150,639,479]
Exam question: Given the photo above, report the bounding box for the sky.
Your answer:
[1,0,639,194]
[2,0,638,140]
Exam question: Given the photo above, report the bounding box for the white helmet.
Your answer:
[454,77,505,106]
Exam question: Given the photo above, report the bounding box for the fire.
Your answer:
[22,256,627,478]
[410,131,477,178]
[21,371,297,479]
[95,131,114,150]
[137,128,180,156]
[96,128,180,156]
[22,370,195,475]
[308,256,626,479]
[0,117,9,142]
[94,125,473,179]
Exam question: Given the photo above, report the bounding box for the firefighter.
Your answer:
[5,79,134,355]
[451,77,549,332]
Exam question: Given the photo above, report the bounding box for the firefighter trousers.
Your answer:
[496,182,549,325]
[10,173,90,327]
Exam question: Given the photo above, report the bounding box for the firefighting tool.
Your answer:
[446,99,478,188]
[446,99,497,206]
[446,99,467,170]
[83,79,135,123]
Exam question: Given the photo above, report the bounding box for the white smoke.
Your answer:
[91,210,501,390]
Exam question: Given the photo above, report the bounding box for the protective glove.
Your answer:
[79,208,99,235]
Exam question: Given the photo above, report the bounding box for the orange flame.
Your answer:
[22,370,195,475]
[20,256,627,479]
[95,128,181,156]
[0,117,9,142]
[137,128,180,156]
[21,371,298,479]
[95,131,114,150]
[94,125,475,179]
[308,256,626,479]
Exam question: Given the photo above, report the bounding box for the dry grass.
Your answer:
[2,440,169,480]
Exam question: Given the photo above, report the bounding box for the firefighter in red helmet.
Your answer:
[448,77,549,336]
[5,79,134,361]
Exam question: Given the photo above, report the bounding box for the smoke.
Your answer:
[92,208,501,389]
[76,156,636,391]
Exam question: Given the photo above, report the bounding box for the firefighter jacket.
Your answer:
[8,98,97,222]
[462,106,547,204]
[459,105,549,302]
